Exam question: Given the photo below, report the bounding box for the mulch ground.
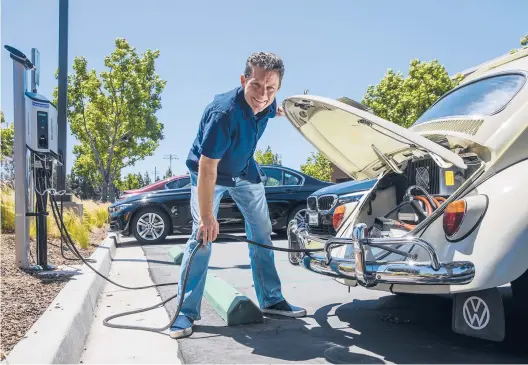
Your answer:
[0,228,107,358]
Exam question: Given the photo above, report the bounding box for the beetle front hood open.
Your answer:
[283,95,467,181]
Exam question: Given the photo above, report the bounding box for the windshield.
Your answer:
[413,73,526,125]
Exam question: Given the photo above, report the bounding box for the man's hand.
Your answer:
[197,214,219,244]
[276,105,285,117]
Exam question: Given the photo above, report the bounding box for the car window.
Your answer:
[165,177,190,190]
[413,73,526,125]
[284,172,301,186]
[261,168,282,186]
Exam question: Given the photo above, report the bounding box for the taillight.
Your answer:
[333,205,345,230]
[443,200,466,236]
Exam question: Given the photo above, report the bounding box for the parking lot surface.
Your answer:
[138,234,528,364]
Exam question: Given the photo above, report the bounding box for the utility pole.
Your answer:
[153,166,158,181]
[57,0,69,193]
[163,154,178,177]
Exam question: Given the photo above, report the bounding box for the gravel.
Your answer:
[0,229,106,358]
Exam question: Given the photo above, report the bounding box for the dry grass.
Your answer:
[1,188,109,249]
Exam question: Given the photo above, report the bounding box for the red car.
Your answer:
[119,174,191,200]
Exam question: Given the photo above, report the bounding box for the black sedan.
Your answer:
[108,164,333,244]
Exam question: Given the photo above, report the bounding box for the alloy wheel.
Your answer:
[136,212,165,241]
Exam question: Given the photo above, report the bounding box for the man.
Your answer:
[169,52,306,339]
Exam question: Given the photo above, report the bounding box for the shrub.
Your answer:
[1,186,108,249]
[1,187,15,233]
[62,208,89,249]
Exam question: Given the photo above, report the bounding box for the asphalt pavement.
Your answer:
[140,233,528,364]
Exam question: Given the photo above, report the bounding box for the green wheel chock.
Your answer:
[204,273,263,326]
[168,245,184,264]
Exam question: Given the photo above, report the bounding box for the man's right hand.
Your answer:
[197,214,219,244]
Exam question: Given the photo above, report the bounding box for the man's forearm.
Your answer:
[197,157,218,218]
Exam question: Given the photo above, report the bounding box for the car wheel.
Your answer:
[287,205,307,265]
[132,207,170,244]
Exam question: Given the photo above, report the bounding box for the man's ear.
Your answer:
[240,74,246,87]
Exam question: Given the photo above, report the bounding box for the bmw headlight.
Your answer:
[338,191,365,205]
[109,203,133,214]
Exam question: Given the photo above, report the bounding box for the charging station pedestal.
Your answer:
[5,45,62,270]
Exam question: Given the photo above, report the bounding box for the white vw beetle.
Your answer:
[285,48,528,342]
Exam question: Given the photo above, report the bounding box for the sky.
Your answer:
[2,0,527,182]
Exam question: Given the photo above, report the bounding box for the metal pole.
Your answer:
[11,52,31,269]
[57,0,69,192]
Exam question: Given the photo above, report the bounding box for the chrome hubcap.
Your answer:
[137,212,165,240]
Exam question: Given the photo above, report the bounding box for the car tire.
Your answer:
[132,206,170,244]
[287,205,307,265]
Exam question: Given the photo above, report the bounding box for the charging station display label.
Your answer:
[32,101,48,108]
[445,170,455,186]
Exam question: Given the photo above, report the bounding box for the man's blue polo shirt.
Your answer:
[186,86,277,187]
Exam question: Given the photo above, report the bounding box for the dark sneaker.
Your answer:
[261,300,307,318]
[169,314,194,339]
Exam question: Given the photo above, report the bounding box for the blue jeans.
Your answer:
[176,172,285,320]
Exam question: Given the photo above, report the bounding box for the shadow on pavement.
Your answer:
[189,292,528,364]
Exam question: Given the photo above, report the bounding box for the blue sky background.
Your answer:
[2,0,527,181]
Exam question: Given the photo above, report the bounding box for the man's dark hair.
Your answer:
[244,52,285,87]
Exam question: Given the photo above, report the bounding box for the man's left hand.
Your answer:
[276,105,285,117]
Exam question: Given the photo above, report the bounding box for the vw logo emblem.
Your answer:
[463,296,490,330]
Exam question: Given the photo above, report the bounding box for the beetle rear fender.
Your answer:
[448,158,528,292]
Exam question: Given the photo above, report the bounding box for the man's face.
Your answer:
[240,66,280,114]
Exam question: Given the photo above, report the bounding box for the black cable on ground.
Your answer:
[46,187,327,334]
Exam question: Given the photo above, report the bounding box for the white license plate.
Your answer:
[308,212,319,225]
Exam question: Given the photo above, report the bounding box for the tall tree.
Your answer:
[0,111,14,158]
[143,170,152,186]
[54,38,167,202]
[163,167,173,179]
[136,172,145,187]
[0,111,15,188]
[254,145,282,165]
[300,151,333,182]
[361,59,464,128]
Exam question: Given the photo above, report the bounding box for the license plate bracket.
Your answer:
[308,212,319,226]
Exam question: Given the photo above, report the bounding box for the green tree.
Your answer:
[136,172,145,187]
[361,59,464,128]
[53,38,167,202]
[163,167,173,179]
[119,173,141,190]
[300,151,333,182]
[143,170,152,186]
[0,111,14,158]
[254,145,282,165]
[1,111,15,188]
[521,34,528,46]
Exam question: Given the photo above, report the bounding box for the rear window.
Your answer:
[413,73,526,125]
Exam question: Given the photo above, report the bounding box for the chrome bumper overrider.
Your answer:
[288,221,475,287]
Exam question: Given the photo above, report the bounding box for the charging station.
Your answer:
[5,44,62,270]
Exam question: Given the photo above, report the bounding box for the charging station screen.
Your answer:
[37,111,48,149]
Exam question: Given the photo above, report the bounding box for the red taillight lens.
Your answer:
[333,205,345,230]
[443,200,466,236]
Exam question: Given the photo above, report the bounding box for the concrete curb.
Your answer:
[4,234,119,364]
[168,245,184,264]
[204,273,263,326]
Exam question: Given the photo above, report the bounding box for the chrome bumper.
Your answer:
[288,221,475,287]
